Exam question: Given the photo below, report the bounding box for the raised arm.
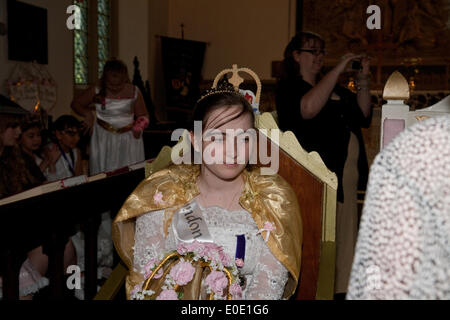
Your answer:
[355,57,371,118]
[301,53,361,119]
[71,87,97,135]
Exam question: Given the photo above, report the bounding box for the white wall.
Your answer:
[166,0,296,80]
[0,0,153,119]
[0,0,73,119]
[0,0,297,118]
[148,0,169,117]
[117,0,149,83]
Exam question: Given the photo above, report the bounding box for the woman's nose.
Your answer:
[224,137,238,156]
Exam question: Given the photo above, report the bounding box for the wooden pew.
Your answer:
[0,168,146,300]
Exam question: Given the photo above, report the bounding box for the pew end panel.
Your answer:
[381,71,450,149]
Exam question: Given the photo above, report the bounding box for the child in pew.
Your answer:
[44,115,83,182]
[0,114,77,299]
[0,117,44,198]
[19,119,59,182]
[0,113,47,299]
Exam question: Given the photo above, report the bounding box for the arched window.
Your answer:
[73,0,117,89]
[97,0,111,77]
[73,0,89,85]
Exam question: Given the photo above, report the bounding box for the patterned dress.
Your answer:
[133,199,289,300]
[347,116,450,299]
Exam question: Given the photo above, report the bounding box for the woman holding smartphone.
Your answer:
[275,31,372,298]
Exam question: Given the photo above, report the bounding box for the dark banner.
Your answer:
[161,36,206,109]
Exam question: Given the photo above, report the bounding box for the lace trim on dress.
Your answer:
[133,200,289,299]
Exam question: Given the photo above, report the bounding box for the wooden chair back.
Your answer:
[381,71,450,149]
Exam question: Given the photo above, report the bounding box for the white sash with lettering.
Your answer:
[172,201,213,243]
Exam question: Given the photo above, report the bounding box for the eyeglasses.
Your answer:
[299,49,326,56]
[62,129,80,137]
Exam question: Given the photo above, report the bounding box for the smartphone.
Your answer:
[351,60,362,70]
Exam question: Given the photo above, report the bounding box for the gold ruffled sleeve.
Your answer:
[240,167,303,299]
[112,164,200,298]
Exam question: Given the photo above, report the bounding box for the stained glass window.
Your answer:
[97,0,111,77]
[74,0,89,85]
[73,0,112,86]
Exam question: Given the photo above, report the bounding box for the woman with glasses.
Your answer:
[275,31,372,298]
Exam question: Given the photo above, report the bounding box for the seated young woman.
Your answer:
[113,88,303,300]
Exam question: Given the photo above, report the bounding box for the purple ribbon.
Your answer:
[235,234,246,268]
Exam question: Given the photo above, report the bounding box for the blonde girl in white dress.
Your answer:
[71,59,149,298]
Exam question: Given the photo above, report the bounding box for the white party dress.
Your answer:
[89,86,145,175]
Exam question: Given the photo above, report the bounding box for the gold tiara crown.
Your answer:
[196,81,237,104]
[196,64,261,111]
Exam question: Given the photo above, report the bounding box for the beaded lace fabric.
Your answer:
[347,116,450,299]
[133,199,289,300]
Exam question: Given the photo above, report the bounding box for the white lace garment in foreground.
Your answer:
[133,199,289,300]
[347,115,450,299]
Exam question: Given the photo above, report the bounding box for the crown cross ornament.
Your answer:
[197,64,261,114]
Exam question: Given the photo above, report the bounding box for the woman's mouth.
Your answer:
[223,163,239,167]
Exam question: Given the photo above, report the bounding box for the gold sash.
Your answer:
[97,118,134,134]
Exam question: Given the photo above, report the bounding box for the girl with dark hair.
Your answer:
[19,119,59,180]
[275,31,372,297]
[71,58,149,175]
[113,89,303,300]
[0,114,46,198]
[43,115,83,182]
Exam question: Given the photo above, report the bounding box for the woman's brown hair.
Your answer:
[281,31,325,80]
[94,58,130,105]
[191,91,255,131]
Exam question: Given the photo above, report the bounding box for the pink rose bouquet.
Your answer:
[130,241,243,300]
[156,289,178,300]
[205,270,228,296]
[169,261,196,286]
